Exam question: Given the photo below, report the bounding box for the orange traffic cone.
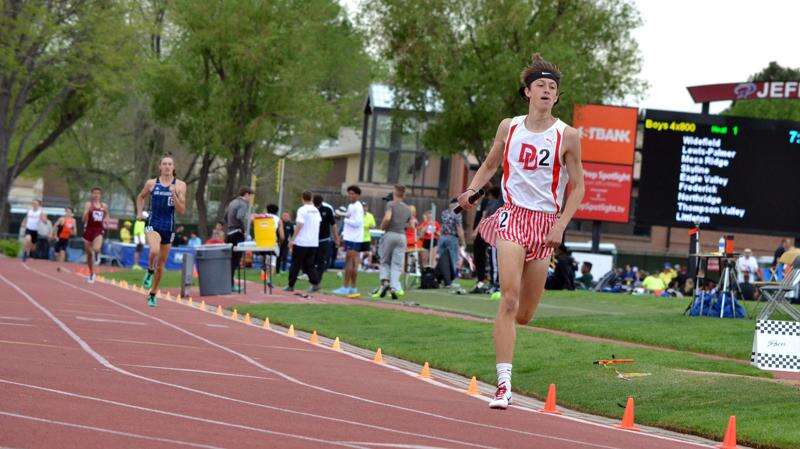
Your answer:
[244,313,251,324]
[192,267,198,278]
[466,376,479,396]
[418,362,431,379]
[200,299,205,310]
[310,330,319,345]
[540,383,561,414]
[616,396,639,431]
[373,348,384,364]
[216,305,223,316]
[719,416,738,449]
[331,337,341,351]
[260,271,267,281]
[262,317,270,329]
[287,324,295,337]
[231,309,238,320]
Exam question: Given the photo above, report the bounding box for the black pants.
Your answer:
[225,230,245,285]
[315,239,333,279]
[473,233,487,282]
[277,241,290,273]
[288,245,320,288]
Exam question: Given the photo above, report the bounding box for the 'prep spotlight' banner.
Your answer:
[574,163,633,223]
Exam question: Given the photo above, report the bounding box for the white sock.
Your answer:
[496,363,512,388]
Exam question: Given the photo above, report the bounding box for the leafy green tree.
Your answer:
[146,0,372,235]
[0,0,137,230]
[362,0,645,159]
[725,62,800,122]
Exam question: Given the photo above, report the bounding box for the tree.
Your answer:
[362,0,646,160]
[0,1,137,230]
[725,62,800,122]
[146,0,372,235]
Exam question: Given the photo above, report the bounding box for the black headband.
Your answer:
[518,71,561,101]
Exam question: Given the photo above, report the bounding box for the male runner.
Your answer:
[82,188,110,283]
[136,155,187,307]
[458,53,585,409]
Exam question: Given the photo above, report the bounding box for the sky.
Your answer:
[342,0,800,115]
[632,0,800,114]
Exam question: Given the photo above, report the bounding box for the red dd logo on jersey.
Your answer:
[518,143,539,170]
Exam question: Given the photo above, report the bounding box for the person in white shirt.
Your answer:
[286,191,321,293]
[736,248,760,284]
[333,185,364,297]
[20,199,46,261]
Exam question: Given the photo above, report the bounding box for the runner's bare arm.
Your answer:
[458,118,511,210]
[545,126,585,247]
[102,203,111,228]
[82,202,91,224]
[172,180,187,215]
[136,179,155,219]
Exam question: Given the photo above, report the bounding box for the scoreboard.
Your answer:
[637,109,800,234]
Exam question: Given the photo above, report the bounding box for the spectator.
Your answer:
[437,206,465,286]
[471,186,503,293]
[682,278,695,297]
[674,264,688,290]
[773,238,791,268]
[361,202,376,270]
[171,225,188,247]
[418,210,440,267]
[575,261,594,289]
[36,214,53,259]
[286,191,321,292]
[277,211,294,273]
[372,185,412,299]
[642,271,667,292]
[224,187,254,289]
[52,207,77,263]
[737,248,760,300]
[633,270,647,288]
[333,185,364,297]
[545,244,575,290]
[313,194,339,281]
[658,263,677,286]
[263,204,285,273]
[120,221,132,244]
[622,264,636,284]
[132,216,146,270]
[187,232,202,248]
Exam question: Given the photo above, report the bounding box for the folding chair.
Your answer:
[753,255,800,321]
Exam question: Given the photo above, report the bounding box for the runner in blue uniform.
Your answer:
[136,155,187,307]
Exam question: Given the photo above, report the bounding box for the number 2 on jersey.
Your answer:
[518,144,551,171]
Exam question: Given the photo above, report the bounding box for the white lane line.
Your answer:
[233,343,316,352]
[97,338,204,350]
[17,262,713,449]
[0,322,34,327]
[0,410,227,449]
[0,339,69,349]
[342,444,449,449]
[121,364,275,380]
[55,310,130,318]
[205,324,228,328]
[0,316,32,321]
[0,387,366,449]
[0,272,495,449]
[75,316,146,326]
[32,266,680,449]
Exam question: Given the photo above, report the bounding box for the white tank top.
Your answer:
[501,116,569,213]
[26,208,42,231]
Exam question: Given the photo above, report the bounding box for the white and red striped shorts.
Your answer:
[477,204,558,261]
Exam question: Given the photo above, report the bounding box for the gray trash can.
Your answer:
[195,244,232,296]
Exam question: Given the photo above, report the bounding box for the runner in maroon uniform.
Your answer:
[83,187,110,283]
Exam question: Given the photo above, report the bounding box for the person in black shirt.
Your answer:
[545,243,576,291]
[773,238,791,268]
[277,211,294,273]
[313,194,340,280]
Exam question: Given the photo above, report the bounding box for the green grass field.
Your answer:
[104,268,767,360]
[235,303,799,449]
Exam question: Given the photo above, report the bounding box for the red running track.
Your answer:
[0,259,713,449]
